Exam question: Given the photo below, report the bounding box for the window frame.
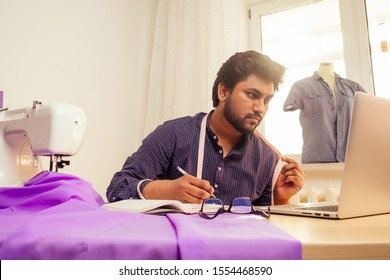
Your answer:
[249,0,375,164]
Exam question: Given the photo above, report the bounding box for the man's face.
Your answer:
[222,74,275,135]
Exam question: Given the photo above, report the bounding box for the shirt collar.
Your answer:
[313,71,342,81]
[205,110,254,155]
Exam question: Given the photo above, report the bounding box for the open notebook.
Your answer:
[259,92,390,219]
[102,199,202,215]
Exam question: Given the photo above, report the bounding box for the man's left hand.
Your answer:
[274,156,304,205]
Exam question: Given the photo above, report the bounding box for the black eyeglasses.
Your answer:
[199,197,270,220]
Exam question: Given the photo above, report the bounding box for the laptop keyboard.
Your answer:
[297,205,338,212]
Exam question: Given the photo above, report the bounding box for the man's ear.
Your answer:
[217,83,229,102]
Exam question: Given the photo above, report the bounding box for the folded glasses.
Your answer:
[199,197,270,220]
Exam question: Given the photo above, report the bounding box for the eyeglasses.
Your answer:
[199,197,270,220]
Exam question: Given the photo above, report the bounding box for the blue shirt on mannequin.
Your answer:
[284,71,365,163]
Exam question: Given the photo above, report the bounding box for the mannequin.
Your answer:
[284,63,366,163]
[317,62,336,99]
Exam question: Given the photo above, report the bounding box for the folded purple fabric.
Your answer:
[167,213,302,260]
[0,171,104,212]
[0,172,178,260]
[0,171,302,260]
[0,202,179,260]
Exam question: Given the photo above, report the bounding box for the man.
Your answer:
[107,50,304,206]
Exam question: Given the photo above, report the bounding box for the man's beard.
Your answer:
[223,96,262,135]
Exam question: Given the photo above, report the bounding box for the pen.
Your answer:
[176,166,217,198]
[176,166,188,176]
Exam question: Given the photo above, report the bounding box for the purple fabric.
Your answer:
[0,171,105,212]
[167,213,302,260]
[0,171,178,260]
[0,171,301,260]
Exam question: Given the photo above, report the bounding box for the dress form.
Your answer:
[317,62,336,99]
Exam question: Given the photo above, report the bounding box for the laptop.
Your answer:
[261,92,390,219]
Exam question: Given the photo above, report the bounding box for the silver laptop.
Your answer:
[262,92,390,219]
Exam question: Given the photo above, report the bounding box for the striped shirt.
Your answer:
[106,111,280,206]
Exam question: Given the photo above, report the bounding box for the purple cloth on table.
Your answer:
[167,213,302,260]
[0,171,179,260]
[0,171,302,260]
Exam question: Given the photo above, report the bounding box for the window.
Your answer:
[256,0,344,155]
[366,0,390,99]
[250,0,387,159]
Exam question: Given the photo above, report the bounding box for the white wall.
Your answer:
[0,0,157,199]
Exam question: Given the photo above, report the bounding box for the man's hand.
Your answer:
[274,156,304,205]
[141,174,215,204]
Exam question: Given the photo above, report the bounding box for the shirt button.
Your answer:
[214,184,219,188]
[213,135,217,140]
[217,167,222,171]
[219,150,223,154]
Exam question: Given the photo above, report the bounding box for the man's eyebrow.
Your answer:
[246,87,274,99]
[246,87,261,94]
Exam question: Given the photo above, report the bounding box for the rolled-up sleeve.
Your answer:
[283,82,305,112]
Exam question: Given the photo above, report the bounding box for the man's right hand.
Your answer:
[141,174,215,204]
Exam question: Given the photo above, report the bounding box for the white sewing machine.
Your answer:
[0,101,87,187]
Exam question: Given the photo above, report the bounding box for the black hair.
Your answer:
[212,50,285,107]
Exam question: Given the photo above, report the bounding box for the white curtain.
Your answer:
[145,0,248,134]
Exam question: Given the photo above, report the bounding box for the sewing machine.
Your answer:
[0,101,87,187]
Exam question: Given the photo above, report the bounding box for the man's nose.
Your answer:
[253,99,265,114]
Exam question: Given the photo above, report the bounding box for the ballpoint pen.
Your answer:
[176,166,217,198]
